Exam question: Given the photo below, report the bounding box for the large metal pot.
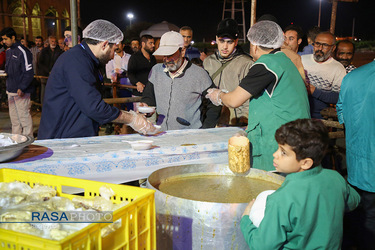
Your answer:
[146,164,285,250]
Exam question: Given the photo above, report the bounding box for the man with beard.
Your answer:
[203,18,253,126]
[141,31,220,130]
[127,35,156,98]
[334,40,356,73]
[38,20,158,139]
[301,31,346,119]
[130,38,140,54]
[38,36,63,105]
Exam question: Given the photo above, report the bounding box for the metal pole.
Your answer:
[318,0,322,27]
[70,0,78,46]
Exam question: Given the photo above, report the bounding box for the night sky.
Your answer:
[80,0,375,41]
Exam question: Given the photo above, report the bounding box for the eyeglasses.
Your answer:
[313,42,334,49]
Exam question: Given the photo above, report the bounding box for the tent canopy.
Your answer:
[140,21,179,38]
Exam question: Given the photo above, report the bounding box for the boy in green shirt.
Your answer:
[240,119,360,249]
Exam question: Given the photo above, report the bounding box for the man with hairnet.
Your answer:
[38,20,158,139]
[206,21,310,171]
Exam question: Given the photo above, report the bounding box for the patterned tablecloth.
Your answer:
[0,127,243,184]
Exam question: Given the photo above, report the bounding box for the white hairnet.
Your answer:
[83,19,123,44]
[247,20,284,49]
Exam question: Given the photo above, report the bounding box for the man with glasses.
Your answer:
[301,31,346,119]
[140,31,220,130]
[38,20,158,139]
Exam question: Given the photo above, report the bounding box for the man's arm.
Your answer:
[141,81,156,106]
[105,60,115,82]
[127,55,138,85]
[311,88,339,105]
[240,199,289,249]
[201,83,221,128]
[221,86,252,108]
[345,182,360,212]
[18,46,34,92]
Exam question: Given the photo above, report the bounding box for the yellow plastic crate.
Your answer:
[0,168,156,250]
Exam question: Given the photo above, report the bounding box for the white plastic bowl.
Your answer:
[138,106,156,113]
[126,140,154,150]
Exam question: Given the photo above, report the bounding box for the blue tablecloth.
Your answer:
[0,127,242,184]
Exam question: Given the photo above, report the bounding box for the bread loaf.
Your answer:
[228,136,250,173]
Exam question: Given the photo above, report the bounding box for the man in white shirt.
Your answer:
[301,31,346,118]
[106,39,132,111]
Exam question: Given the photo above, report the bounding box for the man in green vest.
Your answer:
[206,20,310,171]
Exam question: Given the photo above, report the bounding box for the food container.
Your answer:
[146,164,284,250]
[0,133,34,162]
[138,106,156,114]
[123,140,154,150]
[0,169,156,250]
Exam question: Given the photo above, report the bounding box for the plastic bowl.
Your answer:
[138,106,156,113]
[0,133,34,162]
[129,140,154,150]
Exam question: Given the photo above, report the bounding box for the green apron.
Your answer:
[246,52,310,171]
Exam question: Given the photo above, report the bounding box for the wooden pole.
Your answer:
[330,0,338,34]
[250,0,257,28]
[21,0,27,43]
[318,0,322,27]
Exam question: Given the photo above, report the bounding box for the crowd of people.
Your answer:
[0,14,374,249]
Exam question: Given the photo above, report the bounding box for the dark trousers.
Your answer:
[343,185,375,250]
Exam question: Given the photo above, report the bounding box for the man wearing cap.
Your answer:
[38,19,158,139]
[206,21,310,171]
[141,31,220,131]
[203,18,253,126]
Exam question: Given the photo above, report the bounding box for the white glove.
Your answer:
[127,110,160,135]
[249,190,275,227]
[205,88,228,106]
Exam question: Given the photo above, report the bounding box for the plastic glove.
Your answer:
[205,88,228,106]
[127,110,160,135]
[205,88,222,106]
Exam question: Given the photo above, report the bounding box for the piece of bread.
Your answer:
[228,136,250,173]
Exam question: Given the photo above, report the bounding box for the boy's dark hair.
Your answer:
[35,36,43,41]
[275,119,329,167]
[1,27,17,39]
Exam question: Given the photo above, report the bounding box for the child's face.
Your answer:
[273,144,305,173]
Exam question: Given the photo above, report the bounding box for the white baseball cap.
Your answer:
[153,31,184,56]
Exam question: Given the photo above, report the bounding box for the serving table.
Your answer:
[0,127,242,184]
